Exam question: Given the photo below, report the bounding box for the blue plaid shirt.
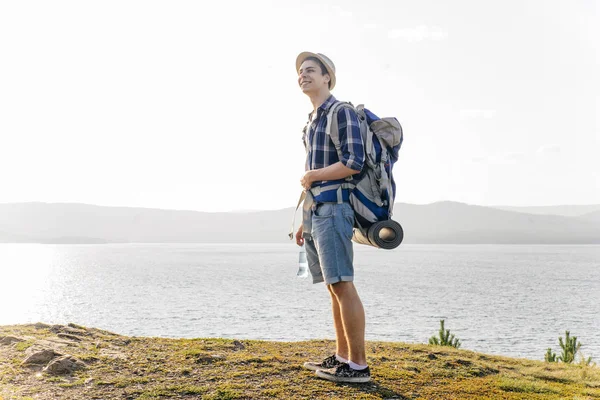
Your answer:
[302,95,364,192]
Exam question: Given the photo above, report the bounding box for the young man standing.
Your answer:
[295,52,371,383]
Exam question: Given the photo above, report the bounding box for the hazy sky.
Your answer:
[1,0,598,212]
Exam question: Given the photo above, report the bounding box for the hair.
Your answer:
[303,56,331,89]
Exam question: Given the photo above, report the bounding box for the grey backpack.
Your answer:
[290,101,404,249]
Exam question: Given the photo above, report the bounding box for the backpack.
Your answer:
[324,102,404,248]
[289,101,404,249]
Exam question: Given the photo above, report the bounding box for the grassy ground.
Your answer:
[1,323,599,399]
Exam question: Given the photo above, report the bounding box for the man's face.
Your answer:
[298,59,330,94]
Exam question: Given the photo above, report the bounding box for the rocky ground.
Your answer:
[1,323,599,399]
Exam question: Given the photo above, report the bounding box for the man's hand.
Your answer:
[300,171,315,190]
[295,224,304,246]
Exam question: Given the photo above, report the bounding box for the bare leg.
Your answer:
[329,281,366,366]
[328,285,349,360]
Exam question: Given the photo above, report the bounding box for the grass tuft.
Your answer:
[498,377,560,394]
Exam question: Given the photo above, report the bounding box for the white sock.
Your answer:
[335,354,348,363]
[348,360,368,370]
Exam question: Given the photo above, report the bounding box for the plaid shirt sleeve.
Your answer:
[336,107,364,172]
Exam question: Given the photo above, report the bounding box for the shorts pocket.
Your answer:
[313,203,334,218]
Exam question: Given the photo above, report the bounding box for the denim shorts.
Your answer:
[305,202,355,285]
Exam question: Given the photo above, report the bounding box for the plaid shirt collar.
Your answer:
[307,94,337,121]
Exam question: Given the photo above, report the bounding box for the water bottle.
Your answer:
[297,244,309,278]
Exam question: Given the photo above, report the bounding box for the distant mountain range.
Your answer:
[490,204,600,217]
[0,202,599,244]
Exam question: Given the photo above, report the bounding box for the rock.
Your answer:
[50,325,89,337]
[25,346,41,356]
[0,336,25,346]
[99,349,128,361]
[57,333,83,342]
[232,340,246,351]
[113,338,131,346]
[33,322,52,330]
[67,327,89,336]
[43,355,86,375]
[23,349,62,365]
[36,338,72,350]
[195,353,223,364]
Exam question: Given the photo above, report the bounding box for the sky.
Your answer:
[0,0,598,212]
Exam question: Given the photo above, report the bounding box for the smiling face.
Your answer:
[297,58,330,94]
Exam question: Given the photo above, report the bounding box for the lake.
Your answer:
[0,243,598,362]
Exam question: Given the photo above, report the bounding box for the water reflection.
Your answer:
[0,244,60,324]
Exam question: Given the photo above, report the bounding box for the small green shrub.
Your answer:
[545,348,557,362]
[544,331,593,365]
[429,320,461,348]
[558,331,580,363]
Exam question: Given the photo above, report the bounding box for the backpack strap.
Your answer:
[288,190,306,240]
[325,101,354,159]
[355,105,374,169]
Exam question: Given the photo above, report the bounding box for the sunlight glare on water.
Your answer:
[0,244,59,325]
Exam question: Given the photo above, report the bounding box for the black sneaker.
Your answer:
[316,363,371,383]
[303,354,344,372]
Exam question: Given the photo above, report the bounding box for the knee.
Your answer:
[329,281,354,298]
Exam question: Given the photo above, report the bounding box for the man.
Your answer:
[294,52,371,383]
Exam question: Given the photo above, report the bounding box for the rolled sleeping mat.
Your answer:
[352,219,404,249]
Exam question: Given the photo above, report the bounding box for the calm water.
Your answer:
[1,243,598,361]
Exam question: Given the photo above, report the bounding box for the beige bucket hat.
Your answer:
[296,52,336,90]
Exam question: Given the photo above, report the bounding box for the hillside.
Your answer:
[0,201,599,244]
[491,205,600,217]
[1,323,599,399]
[395,201,600,244]
[581,211,600,223]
